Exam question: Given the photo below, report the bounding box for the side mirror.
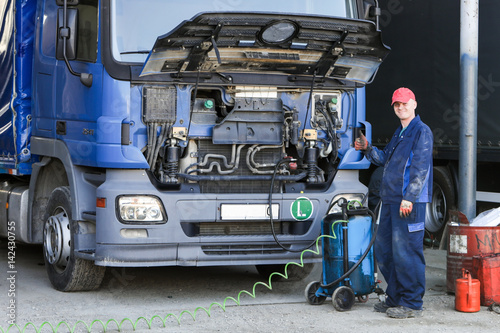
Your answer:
[54,0,92,87]
[56,8,78,60]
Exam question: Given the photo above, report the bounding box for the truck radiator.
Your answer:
[196,140,282,193]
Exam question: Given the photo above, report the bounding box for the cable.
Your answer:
[337,90,354,135]
[2,206,379,332]
[268,158,319,253]
[304,69,317,131]
[186,68,202,138]
[1,223,350,333]
[314,100,339,163]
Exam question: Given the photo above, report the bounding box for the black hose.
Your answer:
[304,69,317,130]
[268,159,318,253]
[314,100,339,164]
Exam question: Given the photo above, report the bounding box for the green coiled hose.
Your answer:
[2,220,348,333]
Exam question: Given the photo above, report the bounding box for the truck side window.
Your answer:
[41,0,58,57]
[76,0,98,62]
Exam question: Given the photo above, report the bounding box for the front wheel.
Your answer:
[43,186,105,291]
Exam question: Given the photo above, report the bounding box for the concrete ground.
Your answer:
[1,243,499,333]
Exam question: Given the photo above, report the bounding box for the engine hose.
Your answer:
[1,222,348,333]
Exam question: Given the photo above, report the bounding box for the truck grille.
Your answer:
[199,221,287,236]
[181,221,312,237]
[201,244,288,255]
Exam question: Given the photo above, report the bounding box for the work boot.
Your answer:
[373,301,392,313]
[386,306,423,318]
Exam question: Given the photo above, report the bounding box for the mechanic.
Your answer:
[355,87,433,319]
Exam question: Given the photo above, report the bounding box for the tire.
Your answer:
[43,186,105,291]
[256,263,314,282]
[332,286,355,311]
[357,294,369,303]
[425,166,455,237]
[305,281,326,305]
[367,167,383,211]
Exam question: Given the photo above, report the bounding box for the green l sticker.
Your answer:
[291,197,313,221]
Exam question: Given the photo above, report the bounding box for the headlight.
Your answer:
[118,196,166,223]
[328,193,366,214]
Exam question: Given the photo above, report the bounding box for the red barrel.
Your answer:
[472,254,500,306]
[455,269,481,312]
[446,219,500,293]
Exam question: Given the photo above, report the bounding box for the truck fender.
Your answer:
[29,137,104,243]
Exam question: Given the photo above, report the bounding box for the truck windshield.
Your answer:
[111,0,357,63]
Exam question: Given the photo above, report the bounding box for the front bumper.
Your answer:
[93,169,366,267]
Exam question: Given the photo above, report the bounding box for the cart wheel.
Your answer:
[332,286,355,311]
[357,295,369,303]
[305,281,326,305]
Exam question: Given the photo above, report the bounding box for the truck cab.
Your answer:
[1,0,389,291]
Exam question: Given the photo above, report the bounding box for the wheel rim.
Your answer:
[44,207,71,273]
[426,183,447,233]
[332,286,355,311]
[305,281,326,305]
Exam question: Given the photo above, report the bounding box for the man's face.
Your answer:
[393,99,417,122]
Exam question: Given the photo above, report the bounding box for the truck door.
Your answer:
[35,0,102,167]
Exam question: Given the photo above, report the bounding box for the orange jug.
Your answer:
[455,269,481,312]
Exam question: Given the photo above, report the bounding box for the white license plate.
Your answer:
[220,204,279,220]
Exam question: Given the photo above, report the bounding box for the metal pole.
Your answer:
[458,0,479,221]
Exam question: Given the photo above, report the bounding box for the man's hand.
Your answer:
[354,133,368,151]
[400,200,413,218]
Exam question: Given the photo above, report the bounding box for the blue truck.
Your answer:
[0,0,389,291]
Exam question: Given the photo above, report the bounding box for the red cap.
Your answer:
[392,87,415,105]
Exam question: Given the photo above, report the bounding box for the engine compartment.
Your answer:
[141,85,350,193]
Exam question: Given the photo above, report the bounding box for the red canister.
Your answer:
[455,269,481,312]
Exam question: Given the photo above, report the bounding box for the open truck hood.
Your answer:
[140,12,390,84]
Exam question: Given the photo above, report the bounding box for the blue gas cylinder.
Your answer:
[321,213,375,296]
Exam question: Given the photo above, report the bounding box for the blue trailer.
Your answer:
[0,0,389,291]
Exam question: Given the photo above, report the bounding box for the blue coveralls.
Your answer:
[364,115,433,310]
